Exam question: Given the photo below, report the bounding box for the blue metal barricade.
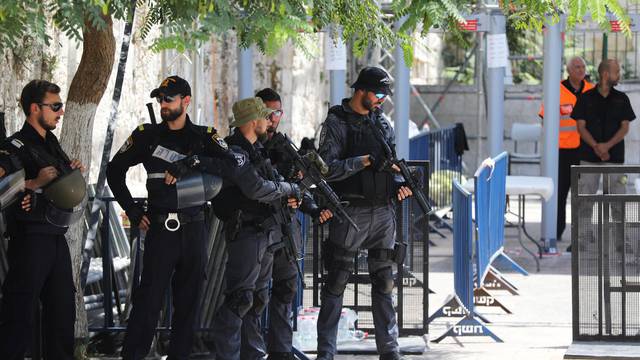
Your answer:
[428,180,501,342]
[474,159,493,286]
[453,180,474,309]
[409,126,462,236]
[475,152,528,289]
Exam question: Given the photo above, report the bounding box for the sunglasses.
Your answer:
[156,95,182,104]
[38,102,64,112]
[374,93,387,100]
[270,110,284,118]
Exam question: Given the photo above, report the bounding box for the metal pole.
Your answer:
[393,16,410,159]
[476,31,485,169]
[328,27,346,106]
[486,11,506,157]
[394,16,411,291]
[541,16,562,254]
[238,46,254,99]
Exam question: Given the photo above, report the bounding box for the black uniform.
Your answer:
[556,79,586,240]
[264,140,322,358]
[107,117,299,360]
[0,122,76,360]
[316,99,402,358]
[211,129,299,360]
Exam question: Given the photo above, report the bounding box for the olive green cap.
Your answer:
[230,97,274,127]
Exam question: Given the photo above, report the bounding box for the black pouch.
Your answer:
[393,242,407,265]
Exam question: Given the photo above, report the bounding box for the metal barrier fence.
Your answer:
[410,126,462,236]
[429,180,501,343]
[307,161,430,337]
[571,165,640,341]
[475,152,527,286]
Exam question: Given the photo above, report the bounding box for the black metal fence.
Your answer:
[572,165,640,341]
[305,161,430,336]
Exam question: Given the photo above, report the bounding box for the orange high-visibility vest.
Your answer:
[538,80,595,149]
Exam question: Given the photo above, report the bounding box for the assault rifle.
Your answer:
[268,132,359,232]
[367,115,432,217]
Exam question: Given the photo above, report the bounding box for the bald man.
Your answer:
[571,59,635,252]
[539,56,594,244]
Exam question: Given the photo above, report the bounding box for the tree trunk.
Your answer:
[59,15,115,358]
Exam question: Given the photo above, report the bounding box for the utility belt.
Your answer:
[150,211,205,232]
[224,209,279,241]
[239,216,278,231]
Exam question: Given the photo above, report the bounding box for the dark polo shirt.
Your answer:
[571,86,636,163]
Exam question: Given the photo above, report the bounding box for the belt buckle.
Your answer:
[164,213,181,232]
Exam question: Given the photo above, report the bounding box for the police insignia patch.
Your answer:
[212,133,228,150]
[233,153,246,167]
[319,126,328,147]
[118,136,133,154]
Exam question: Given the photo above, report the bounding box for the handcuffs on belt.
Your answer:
[164,213,181,232]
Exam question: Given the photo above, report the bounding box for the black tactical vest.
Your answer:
[327,106,396,205]
[212,130,274,221]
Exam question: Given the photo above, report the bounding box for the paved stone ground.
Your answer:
[321,198,574,360]
[90,198,577,359]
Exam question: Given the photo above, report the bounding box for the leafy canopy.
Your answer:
[0,0,634,65]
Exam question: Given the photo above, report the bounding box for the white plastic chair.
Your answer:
[509,122,542,172]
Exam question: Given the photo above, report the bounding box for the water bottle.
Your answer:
[294,314,318,350]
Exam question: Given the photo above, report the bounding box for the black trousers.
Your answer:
[0,232,75,360]
[121,219,207,360]
[557,148,581,240]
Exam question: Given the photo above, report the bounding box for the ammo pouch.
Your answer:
[394,242,407,265]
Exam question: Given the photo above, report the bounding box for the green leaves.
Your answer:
[0,0,135,49]
[0,0,634,67]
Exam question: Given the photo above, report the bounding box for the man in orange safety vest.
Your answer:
[538,56,594,247]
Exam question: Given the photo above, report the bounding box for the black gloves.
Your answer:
[368,154,393,172]
[167,155,200,179]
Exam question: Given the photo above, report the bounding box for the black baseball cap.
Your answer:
[350,66,393,96]
[150,75,192,98]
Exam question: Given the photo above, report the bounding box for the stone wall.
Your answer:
[412,83,640,175]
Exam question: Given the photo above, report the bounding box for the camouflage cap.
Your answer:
[230,97,275,127]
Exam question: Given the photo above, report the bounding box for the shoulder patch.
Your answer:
[233,152,246,167]
[118,136,134,154]
[212,132,229,150]
[318,125,328,147]
[10,139,23,149]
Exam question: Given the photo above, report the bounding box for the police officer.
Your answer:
[210,97,301,360]
[256,88,332,360]
[0,80,86,359]
[316,67,412,360]
[107,77,300,360]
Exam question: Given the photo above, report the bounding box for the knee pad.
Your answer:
[251,287,270,315]
[370,266,394,295]
[324,268,352,296]
[272,275,298,304]
[225,289,253,318]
